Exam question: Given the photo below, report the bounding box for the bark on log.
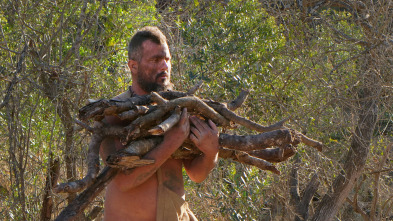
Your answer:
[218,148,281,174]
[118,105,149,121]
[78,91,189,121]
[148,106,181,135]
[247,144,296,163]
[219,129,300,151]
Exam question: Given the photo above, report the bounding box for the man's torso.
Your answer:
[104,158,185,221]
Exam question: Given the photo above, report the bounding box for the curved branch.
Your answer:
[54,167,119,221]
[227,89,249,111]
[54,133,103,193]
[187,80,204,95]
[218,148,280,174]
[0,44,28,110]
[207,101,287,132]
[299,133,325,151]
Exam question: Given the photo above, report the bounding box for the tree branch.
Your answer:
[0,44,27,110]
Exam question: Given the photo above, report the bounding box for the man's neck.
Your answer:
[130,82,149,96]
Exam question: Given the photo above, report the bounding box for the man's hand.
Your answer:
[163,108,190,147]
[184,116,219,183]
[189,116,219,158]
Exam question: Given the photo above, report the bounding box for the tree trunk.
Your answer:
[40,155,60,221]
[311,73,379,220]
[55,167,119,221]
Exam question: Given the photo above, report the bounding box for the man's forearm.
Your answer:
[184,152,218,183]
[111,136,183,191]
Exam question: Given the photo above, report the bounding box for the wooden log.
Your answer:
[124,95,232,143]
[219,129,300,151]
[58,88,324,200]
[118,105,149,121]
[247,145,297,163]
[78,91,189,121]
[148,106,181,135]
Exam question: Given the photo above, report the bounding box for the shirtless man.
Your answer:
[100,26,219,220]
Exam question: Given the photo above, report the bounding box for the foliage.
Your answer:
[0,0,392,220]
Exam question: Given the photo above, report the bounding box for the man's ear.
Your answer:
[128,60,138,74]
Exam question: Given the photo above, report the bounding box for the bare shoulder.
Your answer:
[112,90,132,100]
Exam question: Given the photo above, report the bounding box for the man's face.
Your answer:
[135,40,172,93]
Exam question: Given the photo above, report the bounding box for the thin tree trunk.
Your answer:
[40,155,60,221]
[311,84,379,220]
[55,167,119,221]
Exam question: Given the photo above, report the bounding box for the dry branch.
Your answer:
[148,106,181,135]
[54,132,103,193]
[227,89,249,111]
[247,145,296,163]
[78,91,189,121]
[57,90,323,193]
[218,148,280,174]
[118,105,149,121]
[207,101,287,132]
[55,87,324,219]
[219,129,300,151]
[55,167,119,221]
[186,80,204,95]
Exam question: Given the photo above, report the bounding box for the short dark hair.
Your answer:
[128,26,167,61]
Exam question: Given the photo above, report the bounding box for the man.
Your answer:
[99,26,219,220]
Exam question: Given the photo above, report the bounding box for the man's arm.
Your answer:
[100,108,190,192]
[183,116,219,183]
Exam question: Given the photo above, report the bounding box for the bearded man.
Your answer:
[99,26,219,221]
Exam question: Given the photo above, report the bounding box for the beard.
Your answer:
[137,71,173,93]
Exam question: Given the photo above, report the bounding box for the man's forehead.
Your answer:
[141,40,170,56]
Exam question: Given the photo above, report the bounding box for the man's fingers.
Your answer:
[190,116,208,131]
[208,119,218,132]
[189,133,198,143]
[190,127,200,137]
[179,108,189,124]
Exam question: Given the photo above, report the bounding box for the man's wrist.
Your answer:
[162,135,185,150]
[202,151,219,162]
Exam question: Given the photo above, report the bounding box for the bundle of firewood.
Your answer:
[54,87,323,194]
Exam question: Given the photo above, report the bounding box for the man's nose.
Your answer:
[160,59,170,71]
